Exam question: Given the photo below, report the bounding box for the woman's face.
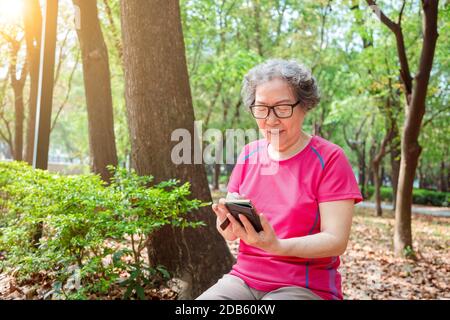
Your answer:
[254,78,307,152]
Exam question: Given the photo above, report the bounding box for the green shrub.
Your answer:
[0,161,208,299]
[366,185,449,207]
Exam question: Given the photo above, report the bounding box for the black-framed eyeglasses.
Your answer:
[249,100,300,119]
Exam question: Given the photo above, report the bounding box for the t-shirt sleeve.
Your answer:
[227,148,247,193]
[317,148,363,204]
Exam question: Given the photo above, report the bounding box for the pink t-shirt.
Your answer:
[227,135,363,300]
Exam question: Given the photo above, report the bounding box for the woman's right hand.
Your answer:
[212,198,238,241]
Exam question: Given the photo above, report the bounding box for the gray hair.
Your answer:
[241,59,320,111]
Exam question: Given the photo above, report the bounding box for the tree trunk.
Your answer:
[23,0,42,165]
[213,163,220,191]
[358,141,366,197]
[447,164,450,193]
[390,128,401,210]
[7,37,28,161]
[253,0,264,56]
[120,0,234,299]
[439,160,447,192]
[394,1,439,256]
[343,126,367,198]
[12,88,25,161]
[368,143,376,186]
[366,0,439,256]
[73,0,118,182]
[373,96,398,217]
[372,160,382,216]
[418,162,425,189]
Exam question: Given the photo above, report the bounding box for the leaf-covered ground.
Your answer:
[1,195,449,300]
[340,207,449,299]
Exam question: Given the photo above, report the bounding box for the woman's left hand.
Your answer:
[226,211,280,254]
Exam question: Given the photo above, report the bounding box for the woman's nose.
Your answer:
[265,109,280,124]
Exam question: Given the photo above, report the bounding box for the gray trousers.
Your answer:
[195,274,323,300]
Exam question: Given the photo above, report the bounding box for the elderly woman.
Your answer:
[196,59,363,300]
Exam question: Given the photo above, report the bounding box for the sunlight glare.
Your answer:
[0,0,24,25]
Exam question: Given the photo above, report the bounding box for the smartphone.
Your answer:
[219,199,263,233]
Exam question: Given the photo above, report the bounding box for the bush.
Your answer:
[366,185,449,207]
[413,189,449,207]
[0,161,208,299]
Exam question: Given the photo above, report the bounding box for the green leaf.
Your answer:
[135,285,146,300]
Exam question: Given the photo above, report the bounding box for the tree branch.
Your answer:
[365,0,413,97]
[53,28,71,86]
[273,0,288,46]
[103,0,123,62]
[422,105,450,128]
[0,110,13,153]
[365,0,398,32]
[398,0,407,26]
[51,52,80,132]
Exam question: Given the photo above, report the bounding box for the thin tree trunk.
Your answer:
[447,164,450,193]
[102,0,123,63]
[373,162,382,216]
[372,95,397,216]
[120,0,234,299]
[343,117,368,197]
[385,65,402,211]
[213,163,220,191]
[368,143,376,187]
[418,162,425,189]
[390,126,401,210]
[73,0,118,182]
[439,160,447,192]
[4,35,28,161]
[372,131,394,216]
[0,80,14,158]
[12,79,26,161]
[360,141,367,198]
[23,0,42,164]
[253,0,264,56]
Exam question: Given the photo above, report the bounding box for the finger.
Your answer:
[212,203,227,219]
[212,203,221,214]
[212,204,222,218]
[212,204,229,230]
[217,198,228,212]
[217,202,229,212]
[227,213,246,237]
[238,214,258,236]
[259,213,272,232]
